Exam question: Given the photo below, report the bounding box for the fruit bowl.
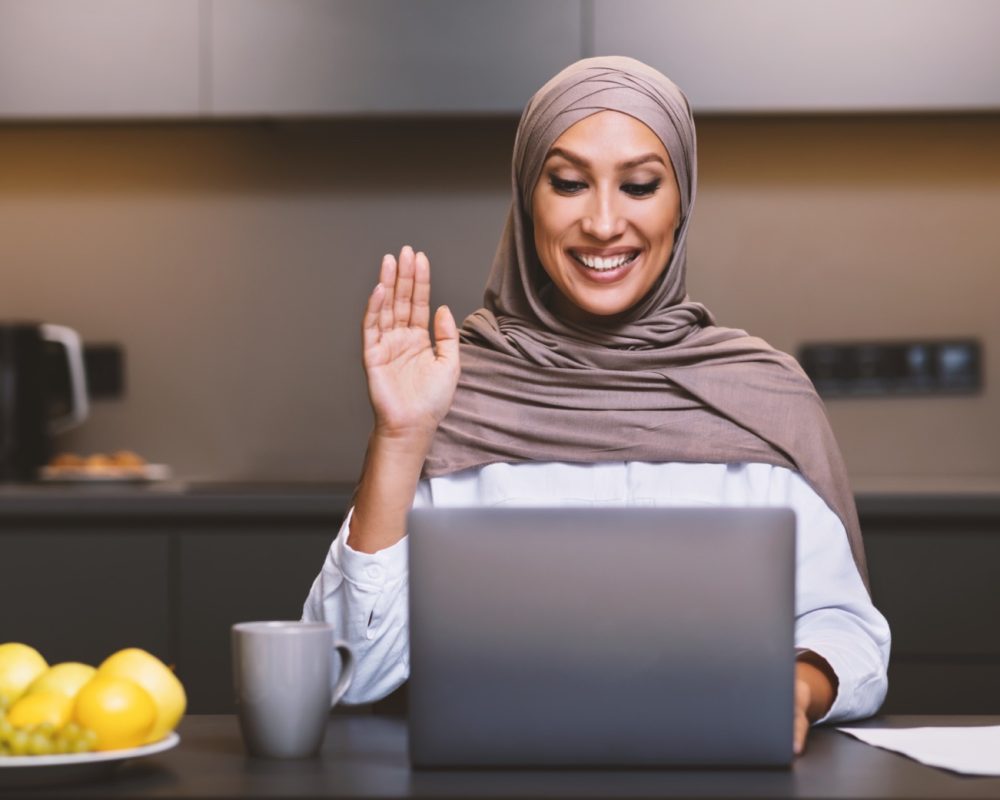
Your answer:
[0,732,179,788]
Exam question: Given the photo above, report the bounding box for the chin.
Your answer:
[566,293,636,319]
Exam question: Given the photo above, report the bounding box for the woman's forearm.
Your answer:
[346,431,432,554]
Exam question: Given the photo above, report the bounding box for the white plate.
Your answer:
[39,464,172,483]
[0,732,179,788]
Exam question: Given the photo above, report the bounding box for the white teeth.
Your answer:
[573,251,638,270]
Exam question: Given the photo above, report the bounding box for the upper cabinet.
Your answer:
[2,0,999,119]
[592,0,1000,112]
[0,0,202,119]
[209,0,582,115]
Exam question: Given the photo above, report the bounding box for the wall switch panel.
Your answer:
[83,344,125,399]
[798,339,981,398]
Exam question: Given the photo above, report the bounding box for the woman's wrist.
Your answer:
[369,425,436,456]
[795,651,838,722]
[346,429,433,555]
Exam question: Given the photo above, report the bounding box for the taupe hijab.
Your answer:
[423,56,869,590]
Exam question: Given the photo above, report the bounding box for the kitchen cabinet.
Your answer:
[208,0,582,115]
[0,484,348,714]
[592,0,1000,112]
[0,527,171,666]
[3,485,1000,715]
[862,498,1000,714]
[177,528,334,713]
[3,0,1000,119]
[0,0,202,119]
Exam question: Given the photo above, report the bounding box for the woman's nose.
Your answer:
[580,191,626,240]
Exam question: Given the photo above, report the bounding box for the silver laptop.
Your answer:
[407,506,796,768]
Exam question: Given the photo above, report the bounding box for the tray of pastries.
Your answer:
[40,451,171,483]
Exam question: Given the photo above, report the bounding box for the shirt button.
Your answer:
[366,565,383,581]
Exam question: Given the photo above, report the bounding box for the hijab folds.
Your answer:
[422,56,870,590]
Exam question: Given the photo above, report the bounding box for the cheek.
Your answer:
[532,204,569,259]
[642,201,681,249]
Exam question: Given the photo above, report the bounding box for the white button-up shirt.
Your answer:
[302,461,891,724]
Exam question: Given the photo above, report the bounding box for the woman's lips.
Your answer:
[567,249,641,284]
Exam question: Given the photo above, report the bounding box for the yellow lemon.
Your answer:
[6,690,73,730]
[73,676,156,751]
[96,648,185,744]
[0,643,49,706]
[26,662,96,700]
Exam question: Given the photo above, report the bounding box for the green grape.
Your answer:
[9,729,30,756]
[28,731,53,756]
[0,718,99,758]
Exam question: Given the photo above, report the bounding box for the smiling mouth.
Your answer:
[569,250,641,271]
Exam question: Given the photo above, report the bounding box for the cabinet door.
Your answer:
[0,0,201,118]
[883,662,1000,714]
[211,0,582,115]
[865,528,1000,657]
[0,528,171,668]
[593,0,1000,112]
[177,528,336,713]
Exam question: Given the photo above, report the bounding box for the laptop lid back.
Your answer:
[407,506,795,768]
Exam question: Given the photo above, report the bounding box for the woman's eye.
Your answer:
[549,176,587,194]
[622,179,661,197]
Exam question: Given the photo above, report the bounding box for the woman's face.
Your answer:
[531,110,681,322]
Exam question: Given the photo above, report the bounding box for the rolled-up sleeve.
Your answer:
[302,485,427,703]
[787,472,891,724]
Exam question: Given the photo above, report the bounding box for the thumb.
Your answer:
[433,305,459,365]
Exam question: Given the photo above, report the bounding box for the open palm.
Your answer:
[362,246,460,441]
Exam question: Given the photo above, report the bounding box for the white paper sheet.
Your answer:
[837,725,1000,776]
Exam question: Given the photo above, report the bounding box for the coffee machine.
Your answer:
[0,322,89,482]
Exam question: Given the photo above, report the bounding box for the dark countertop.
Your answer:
[0,481,356,518]
[8,714,1000,799]
[3,480,1000,519]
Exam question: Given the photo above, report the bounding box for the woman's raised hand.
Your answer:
[362,246,460,443]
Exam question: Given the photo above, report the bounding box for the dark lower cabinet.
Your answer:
[865,521,1000,714]
[0,516,337,714]
[884,661,1000,714]
[177,528,334,712]
[5,495,1000,716]
[0,527,171,669]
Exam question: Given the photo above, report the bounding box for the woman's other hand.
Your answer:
[363,246,460,444]
[793,653,838,756]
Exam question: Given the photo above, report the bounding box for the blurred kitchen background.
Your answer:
[4,0,1000,716]
[2,0,999,490]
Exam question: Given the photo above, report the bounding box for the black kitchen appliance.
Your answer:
[0,322,89,481]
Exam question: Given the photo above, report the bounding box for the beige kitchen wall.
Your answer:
[1,114,998,490]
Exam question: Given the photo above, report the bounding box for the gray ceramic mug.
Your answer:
[231,621,354,759]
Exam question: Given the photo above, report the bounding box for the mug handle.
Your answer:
[331,641,355,707]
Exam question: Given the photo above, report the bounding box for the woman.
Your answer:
[303,56,890,756]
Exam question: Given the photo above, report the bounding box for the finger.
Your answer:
[411,251,431,331]
[793,678,810,756]
[362,282,386,353]
[393,246,415,328]
[794,714,808,756]
[379,253,397,332]
[433,305,460,367]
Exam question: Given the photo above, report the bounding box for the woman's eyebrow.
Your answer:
[546,147,665,170]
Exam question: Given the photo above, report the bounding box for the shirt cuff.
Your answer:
[336,506,409,589]
[796,639,886,725]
